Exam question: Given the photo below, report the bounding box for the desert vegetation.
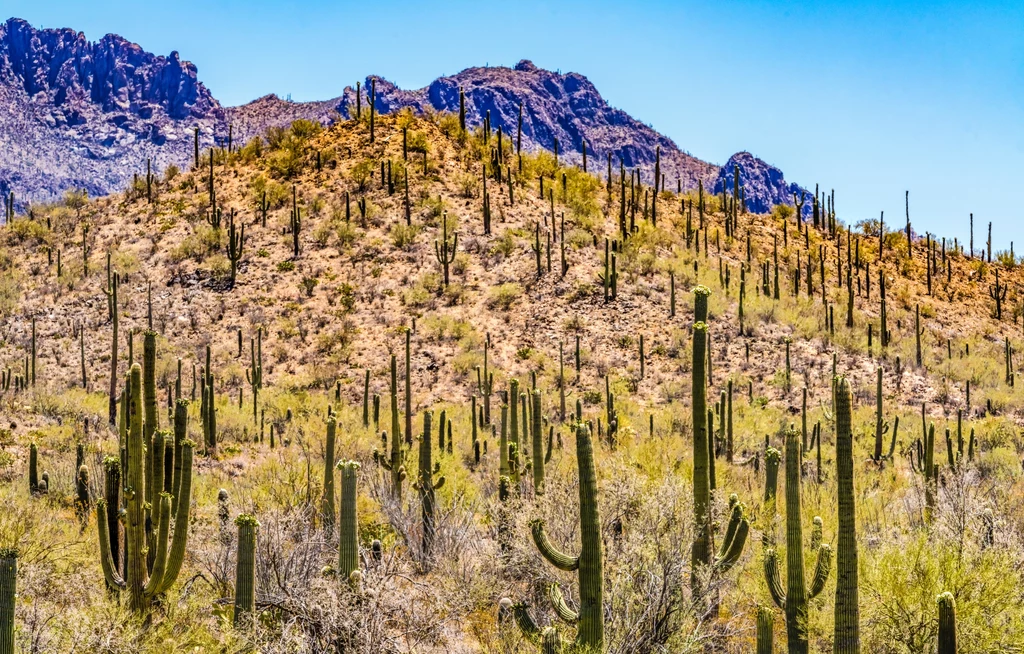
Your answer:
[0,90,1022,654]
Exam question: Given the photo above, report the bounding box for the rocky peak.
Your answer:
[712,151,810,215]
[0,18,218,120]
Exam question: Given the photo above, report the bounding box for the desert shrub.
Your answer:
[487,283,522,310]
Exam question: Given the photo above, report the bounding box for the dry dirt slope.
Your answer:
[0,109,1018,432]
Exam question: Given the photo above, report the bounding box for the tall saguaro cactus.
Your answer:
[374,354,406,499]
[834,378,861,653]
[763,426,833,654]
[937,592,957,654]
[97,363,195,613]
[691,286,750,613]
[0,548,15,654]
[503,423,604,650]
[322,416,337,536]
[233,514,258,628]
[415,411,445,557]
[691,286,713,599]
[337,461,361,579]
[531,389,545,496]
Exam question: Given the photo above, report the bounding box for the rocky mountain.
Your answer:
[0,18,228,208]
[0,17,809,215]
[711,151,811,215]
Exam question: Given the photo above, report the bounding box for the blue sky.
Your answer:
[6,0,1024,249]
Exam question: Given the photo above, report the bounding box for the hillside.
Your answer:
[1,108,1023,652]
[0,17,808,217]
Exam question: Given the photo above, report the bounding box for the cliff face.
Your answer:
[0,18,224,208]
[0,17,808,213]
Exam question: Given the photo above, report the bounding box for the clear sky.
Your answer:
[6,0,1024,250]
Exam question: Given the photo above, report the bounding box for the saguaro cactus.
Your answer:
[322,416,337,536]
[374,354,406,499]
[0,548,14,654]
[834,378,861,653]
[756,605,774,654]
[434,212,458,287]
[415,411,445,557]
[227,213,244,286]
[337,461,360,579]
[531,389,545,495]
[245,329,263,425]
[937,592,957,654]
[96,363,195,613]
[233,514,258,627]
[504,422,604,650]
[763,426,832,654]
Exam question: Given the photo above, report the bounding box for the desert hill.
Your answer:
[0,105,1021,652]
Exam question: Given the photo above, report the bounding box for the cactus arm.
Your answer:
[531,520,580,571]
[807,543,833,600]
[549,583,579,624]
[513,602,542,638]
[714,513,749,573]
[764,548,787,610]
[541,626,563,654]
[95,500,126,590]
[153,441,194,595]
[144,493,173,597]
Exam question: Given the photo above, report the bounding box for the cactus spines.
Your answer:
[515,423,604,650]
[96,363,195,613]
[322,415,337,535]
[337,461,360,578]
[233,514,259,628]
[434,212,458,287]
[937,592,957,654]
[763,426,832,654]
[0,547,15,654]
[834,378,860,653]
[415,410,445,557]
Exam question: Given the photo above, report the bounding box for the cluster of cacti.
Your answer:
[691,286,750,615]
[200,345,217,455]
[762,426,832,654]
[502,422,603,650]
[97,362,195,613]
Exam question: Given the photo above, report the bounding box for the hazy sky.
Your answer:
[6,0,1024,249]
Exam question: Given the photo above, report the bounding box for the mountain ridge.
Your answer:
[0,17,810,215]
